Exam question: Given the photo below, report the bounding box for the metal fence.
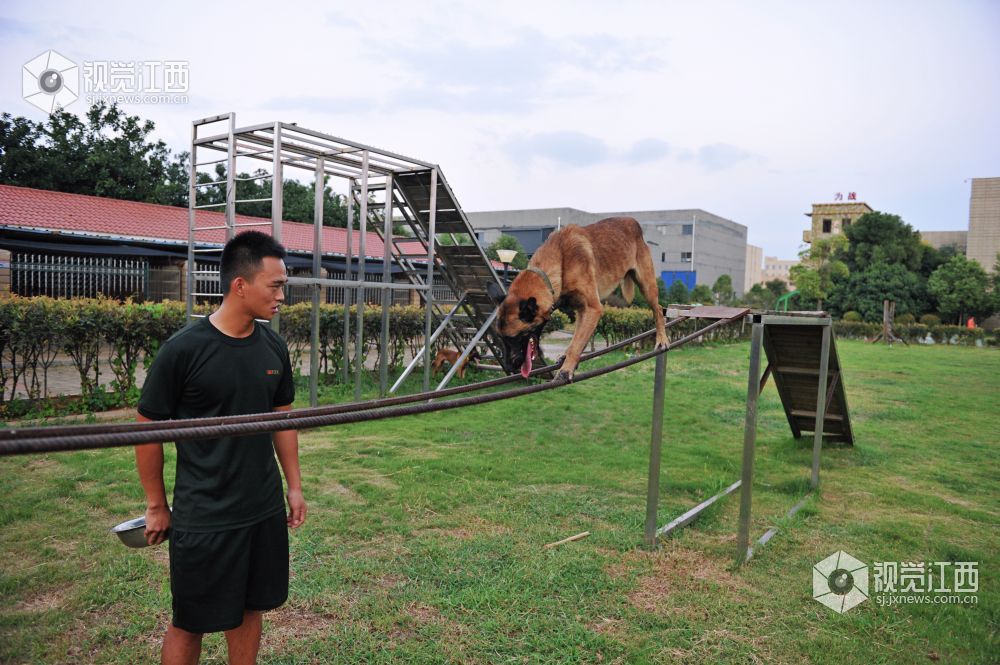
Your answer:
[11,253,148,300]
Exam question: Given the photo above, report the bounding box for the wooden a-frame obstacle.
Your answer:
[643,308,854,564]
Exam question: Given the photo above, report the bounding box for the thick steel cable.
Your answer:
[2,316,692,442]
[0,313,744,456]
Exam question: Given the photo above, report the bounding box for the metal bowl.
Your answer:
[110,515,169,548]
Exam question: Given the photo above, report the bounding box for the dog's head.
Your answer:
[487,278,552,378]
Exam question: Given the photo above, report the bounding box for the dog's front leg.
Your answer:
[556,301,602,382]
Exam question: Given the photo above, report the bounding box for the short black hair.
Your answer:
[219,231,287,295]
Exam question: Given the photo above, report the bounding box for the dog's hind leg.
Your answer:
[635,252,668,348]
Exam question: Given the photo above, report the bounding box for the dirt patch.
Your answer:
[262,603,338,650]
[606,546,752,617]
[8,587,67,614]
[415,517,512,541]
[318,480,366,505]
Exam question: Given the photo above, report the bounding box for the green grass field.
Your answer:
[1,340,997,664]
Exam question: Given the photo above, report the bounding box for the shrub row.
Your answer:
[833,320,997,345]
[595,307,751,346]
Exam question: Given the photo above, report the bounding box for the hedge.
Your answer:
[4,297,992,412]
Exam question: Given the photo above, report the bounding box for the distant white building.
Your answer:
[745,244,763,292]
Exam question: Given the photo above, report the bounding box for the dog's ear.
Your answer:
[518,297,538,323]
[486,281,506,306]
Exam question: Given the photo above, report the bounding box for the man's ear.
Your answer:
[231,276,247,297]
[486,281,506,306]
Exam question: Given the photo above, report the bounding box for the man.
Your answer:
[135,231,306,665]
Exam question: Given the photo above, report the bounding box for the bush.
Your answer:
[895,312,915,325]
[842,311,862,322]
[833,321,880,340]
[919,314,942,326]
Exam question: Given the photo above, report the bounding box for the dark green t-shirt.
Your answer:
[138,316,294,532]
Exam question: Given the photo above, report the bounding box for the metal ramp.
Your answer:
[758,312,854,444]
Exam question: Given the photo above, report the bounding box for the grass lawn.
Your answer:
[0,339,997,663]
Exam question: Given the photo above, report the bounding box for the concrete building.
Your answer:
[918,230,968,253]
[803,200,874,244]
[761,256,799,288]
[745,244,763,292]
[968,177,1000,270]
[467,206,748,296]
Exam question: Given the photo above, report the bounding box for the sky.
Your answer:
[2,0,998,260]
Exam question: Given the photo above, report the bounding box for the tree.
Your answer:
[927,255,993,325]
[742,283,774,309]
[691,284,714,304]
[0,102,188,205]
[764,279,789,299]
[486,235,529,269]
[840,211,925,273]
[826,263,928,322]
[665,280,690,304]
[790,235,849,311]
[711,274,734,303]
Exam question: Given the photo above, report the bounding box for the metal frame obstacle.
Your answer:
[644,309,853,564]
[1,307,852,563]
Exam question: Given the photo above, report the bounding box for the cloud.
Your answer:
[696,143,758,170]
[506,131,610,167]
[260,95,377,114]
[624,138,670,164]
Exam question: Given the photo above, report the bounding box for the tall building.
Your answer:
[761,256,799,288]
[745,244,763,292]
[918,230,968,253]
[968,177,1000,270]
[467,206,748,296]
[803,200,873,244]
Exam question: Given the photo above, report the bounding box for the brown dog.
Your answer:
[488,217,668,381]
[431,347,481,379]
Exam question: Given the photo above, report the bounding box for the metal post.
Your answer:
[225,114,236,240]
[736,317,764,564]
[342,180,355,383]
[811,324,832,488]
[354,152,370,401]
[643,351,668,549]
[379,174,394,396]
[271,122,284,335]
[186,121,197,321]
[390,294,467,393]
[422,168,438,393]
[310,157,324,407]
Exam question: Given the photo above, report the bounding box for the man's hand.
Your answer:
[286,488,307,528]
[144,504,171,546]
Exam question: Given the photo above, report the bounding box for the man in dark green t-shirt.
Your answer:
[135,231,306,665]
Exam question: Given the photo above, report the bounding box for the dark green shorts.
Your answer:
[169,511,288,633]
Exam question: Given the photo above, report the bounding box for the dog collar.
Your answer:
[527,266,557,300]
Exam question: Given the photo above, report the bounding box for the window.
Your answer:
[822,218,832,233]
[661,252,666,262]
[681,251,692,263]
[682,224,693,235]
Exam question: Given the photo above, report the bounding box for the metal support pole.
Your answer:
[736,318,764,564]
[422,168,438,393]
[225,114,236,240]
[342,180,354,384]
[389,294,467,393]
[435,310,498,392]
[310,157,324,408]
[379,174,394,396]
[643,352,668,549]
[811,324,832,488]
[271,122,283,335]
[186,122,197,321]
[354,152,370,401]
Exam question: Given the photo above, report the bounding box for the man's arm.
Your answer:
[272,404,306,528]
[134,413,171,546]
